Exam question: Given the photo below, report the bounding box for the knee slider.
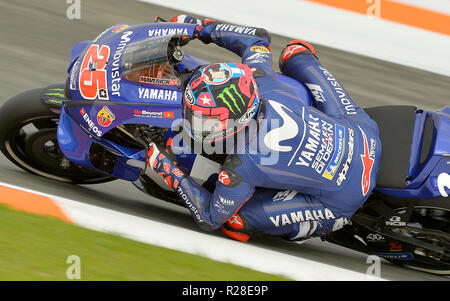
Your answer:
[279,40,318,71]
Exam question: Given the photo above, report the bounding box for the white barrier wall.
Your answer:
[140,0,450,77]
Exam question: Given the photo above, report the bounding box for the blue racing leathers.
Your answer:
[171,20,382,239]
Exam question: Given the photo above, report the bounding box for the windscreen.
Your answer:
[122,36,181,87]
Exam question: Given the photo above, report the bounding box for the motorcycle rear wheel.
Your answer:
[387,206,450,275]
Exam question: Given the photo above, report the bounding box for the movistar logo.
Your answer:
[216,84,245,114]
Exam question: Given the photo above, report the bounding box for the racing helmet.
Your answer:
[182,62,260,144]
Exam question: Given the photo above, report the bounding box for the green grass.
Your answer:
[0,205,290,280]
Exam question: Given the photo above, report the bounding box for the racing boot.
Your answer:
[146,142,185,190]
[221,212,252,242]
[279,40,318,72]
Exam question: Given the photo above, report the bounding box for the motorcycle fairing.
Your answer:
[57,104,145,181]
[376,107,450,198]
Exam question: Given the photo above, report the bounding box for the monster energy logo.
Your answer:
[217,84,245,114]
[43,88,65,104]
[45,88,65,98]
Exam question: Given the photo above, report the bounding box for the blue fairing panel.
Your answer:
[57,105,141,181]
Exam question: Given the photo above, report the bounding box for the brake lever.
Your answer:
[171,34,192,47]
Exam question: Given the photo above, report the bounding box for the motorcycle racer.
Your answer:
[146,15,382,242]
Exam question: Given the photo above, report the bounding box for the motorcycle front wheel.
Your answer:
[0,85,116,184]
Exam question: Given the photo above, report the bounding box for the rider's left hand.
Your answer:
[171,14,202,25]
[171,14,202,39]
[170,14,216,43]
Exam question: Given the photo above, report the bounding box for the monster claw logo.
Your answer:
[216,84,245,114]
[97,106,115,127]
[360,128,375,196]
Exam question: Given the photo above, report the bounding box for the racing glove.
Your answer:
[147,141,215,231]
[170,14,217,43]
[221,212,252,242]
[146,141,186,190]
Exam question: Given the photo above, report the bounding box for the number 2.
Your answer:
[79,44,110,100]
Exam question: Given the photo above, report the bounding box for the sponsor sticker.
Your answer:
[218,195,234,206]
[80,108,103,137]
[250,46,270,53]
[360,127,376,196]
[148,27,189,37]
[239,103,258,123]
[138,88,178,101]
[215,24,257,35]
[228,214,244,229]
[366,233,385,242]
[295,113,335,176]
[133,109,174,119]
[69,61,79,90]
[97,106,115,127]
[177,185,204,224]
[385,216,406,227]
[322,124,345,180]
[389,242,402,252]
[337,128,354,186]
[306,83,326,103]
[269,208,337,227]
[216,84,246,114]
[281,45,306,62]
[375,253,413,260]
[139,76,179,86]
[319,66,356,115]
[111,31,133,97]
[184,88,195,104]
[272,190,298,202]
[112,24,129,33]
[246,52,270,64]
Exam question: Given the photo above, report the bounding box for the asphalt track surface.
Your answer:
[0,0,449,280]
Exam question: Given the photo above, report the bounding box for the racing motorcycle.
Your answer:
[0,20,449,275]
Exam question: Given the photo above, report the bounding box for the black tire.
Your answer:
[356,195,450,275]
[0,85,116,184]
[383,201,450,275]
